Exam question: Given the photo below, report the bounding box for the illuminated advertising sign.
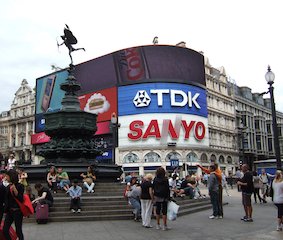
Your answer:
[118,83,207,117]
[78,87,117,122]
[119,114,209,147]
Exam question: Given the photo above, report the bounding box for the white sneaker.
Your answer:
[77,209,81,213]
[276,226,282,231]
[156,225,161,230]
[71,209,76,213]
[209,215,215,219]
[162,225,170,231]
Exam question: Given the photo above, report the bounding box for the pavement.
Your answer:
[21,186,283,240]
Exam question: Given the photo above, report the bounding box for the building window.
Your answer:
[219,155,225,164]
[210,154,217,163]
[227,156,232,164]
[144,152,161,163]
[123,153,139,163]
[165,152,181,162]
[186,152,198,163]
[200,153,208,163]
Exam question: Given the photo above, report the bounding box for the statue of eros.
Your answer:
[57,24,85,64]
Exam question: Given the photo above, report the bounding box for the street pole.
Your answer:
[265,66,282,170]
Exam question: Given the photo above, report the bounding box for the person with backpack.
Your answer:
[153,167,170,230]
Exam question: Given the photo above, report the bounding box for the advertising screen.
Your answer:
[118,83,207,117]
[118,114,209,148]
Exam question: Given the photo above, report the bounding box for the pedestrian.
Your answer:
[259,169,273,203]
[6,153,16,170]
[203,173,208,187]
[235,168,243,192]
[0,170,6,223]
[237,164,254,222]
[140,173,154,228]
[125,177,141,221]
[17,168,28,188]
[222,172,230,196]
[68,179,82,213]
[253,171,263,204]
[3,169,25,240]
[197,163,223,218]
[208,165,221,219]
[153,167,170,230]
[272,170,283,231]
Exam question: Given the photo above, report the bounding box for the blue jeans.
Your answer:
[129,198,141,219]
[210,191,221,216]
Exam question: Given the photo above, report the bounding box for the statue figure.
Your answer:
[57,24,85,64]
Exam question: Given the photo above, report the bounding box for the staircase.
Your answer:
[25,182,213,223]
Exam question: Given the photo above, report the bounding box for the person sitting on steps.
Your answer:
[80,166,96,193]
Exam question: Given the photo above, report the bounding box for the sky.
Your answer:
[1,0,283,112]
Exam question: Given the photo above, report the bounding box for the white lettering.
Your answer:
[150,89,169,106]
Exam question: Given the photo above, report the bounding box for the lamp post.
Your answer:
[111,112,120,164]
[265,66,282,170]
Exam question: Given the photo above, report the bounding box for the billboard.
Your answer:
[118,114,209,147]
[118,83,207,117]
[34,45,205,144]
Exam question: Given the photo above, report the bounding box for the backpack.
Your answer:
[153,178,169,198]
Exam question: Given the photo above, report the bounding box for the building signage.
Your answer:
[118,114,209,148]
[118,83,207,117]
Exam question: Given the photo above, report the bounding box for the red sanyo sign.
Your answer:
[128,119,206,141]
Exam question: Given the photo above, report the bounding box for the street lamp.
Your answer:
[111,112,120,164]
[265,66,282,170]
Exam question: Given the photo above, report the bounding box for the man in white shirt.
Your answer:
[259,168,274,203]
[6,154,16,170]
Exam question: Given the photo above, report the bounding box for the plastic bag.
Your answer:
[167,200,179,221]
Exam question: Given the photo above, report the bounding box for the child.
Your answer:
[68,179,82,213]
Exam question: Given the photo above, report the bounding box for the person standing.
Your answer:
[140,174,154,228]
[253,171,263,204]
[153,167,170,230]
[0,172,6,223]
[208,165,221,219]
[197,163,223,217]
[6,154,16,170]
[237,164,254,222]
[259,169,273,203]
[222,172,230,196]
[272,170,283,231]
[68,179,82,213]
[3,169,25,240]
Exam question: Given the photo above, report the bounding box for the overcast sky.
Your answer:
[1,0,283,113]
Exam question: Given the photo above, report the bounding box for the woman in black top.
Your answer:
[3,169,25,240]
[153,167,170,230]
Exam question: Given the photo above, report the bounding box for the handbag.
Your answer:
[167,200,179,221]
[10,188,34,217]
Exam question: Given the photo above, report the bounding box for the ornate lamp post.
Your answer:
[265,66,282,170]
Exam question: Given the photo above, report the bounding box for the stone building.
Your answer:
[0,79,35,164]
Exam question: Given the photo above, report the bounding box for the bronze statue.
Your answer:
[57,24,85,64]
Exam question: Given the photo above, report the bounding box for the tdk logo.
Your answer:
[133,89,201,109]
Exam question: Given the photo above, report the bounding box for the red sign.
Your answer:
[31,132,50,145]
[128,119,206,141]
[79,87,117,122]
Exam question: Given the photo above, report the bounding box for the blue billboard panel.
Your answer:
[36,71,68,114]
[118,83,207,117]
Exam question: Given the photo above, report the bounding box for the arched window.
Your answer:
[123,153,139,163]
[227,156,233,164]
[165,152,181,162]
[144,152,161,163]
[186,152,198,163]
[219,155,225,164]
[200,153,208,163]
[210,154,217,163]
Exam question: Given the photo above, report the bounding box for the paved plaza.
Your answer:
[21,187,282,240]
